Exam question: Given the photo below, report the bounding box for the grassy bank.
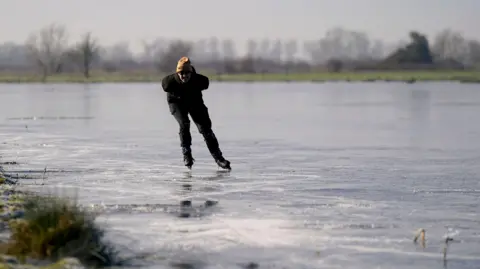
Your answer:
[0,70,480,83]
[0,164,120,269]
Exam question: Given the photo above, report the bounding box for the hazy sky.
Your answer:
[1,0,479,53]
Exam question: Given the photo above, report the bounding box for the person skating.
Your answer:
[161,57,231,170]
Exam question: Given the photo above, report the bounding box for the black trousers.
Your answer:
[169,102,222,158]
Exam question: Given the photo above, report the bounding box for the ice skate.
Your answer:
[182,147,194,169]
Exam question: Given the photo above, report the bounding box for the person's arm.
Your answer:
[161,75,175,92]
[196,74,209,91]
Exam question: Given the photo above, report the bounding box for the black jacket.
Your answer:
[161,70,209,107]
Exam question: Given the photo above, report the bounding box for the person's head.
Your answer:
[176,56,193,83]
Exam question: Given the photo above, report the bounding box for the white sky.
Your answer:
[1,0,478,53]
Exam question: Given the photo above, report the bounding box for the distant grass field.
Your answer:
[0,70,479,83]
[216,71,480,83]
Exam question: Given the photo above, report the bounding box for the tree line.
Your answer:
[1,23,479,80]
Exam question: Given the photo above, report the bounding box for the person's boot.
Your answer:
[182,147,194,169]
[215,155,231,170]
[202,130,231,170]
[211,150,231,170]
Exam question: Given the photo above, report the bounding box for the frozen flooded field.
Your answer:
[0,82,479,268]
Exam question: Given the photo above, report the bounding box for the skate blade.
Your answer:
[218,165,231,171]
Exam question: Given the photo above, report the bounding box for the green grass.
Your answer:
[0,194,119,268]
[217,71,480,83]
[0,70,479,83]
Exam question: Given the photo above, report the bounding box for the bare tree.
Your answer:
[67,32,99,78]
[156,40,192,73]
[283,39,297,61]
[259,39,271,60]
[269,39,283,63]
[140,40,155,61]
[222,39,236,60]
[467,40,480,66]
[222,39,236,73]
[0,42,30,69]
[244,39,258,73]
[246,39,258,58]
[98,41,137,71]
[303,40,323,65]
[432,29,469,63]
[320,28,372,60]
[370,40,386,59]
[283,39,298,73]
[192,39,207,62]
[100,41,134,62]
[24,23,69,79]
[140,38,166,64]
[349,31,371,60]
[209,37,220,64]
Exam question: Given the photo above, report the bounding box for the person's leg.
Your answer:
[169,103,194,168]
[189,104,231,169]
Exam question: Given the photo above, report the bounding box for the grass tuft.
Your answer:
[0,194,118,268]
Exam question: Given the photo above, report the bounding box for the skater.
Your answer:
[161,57,231,170]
